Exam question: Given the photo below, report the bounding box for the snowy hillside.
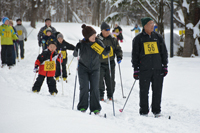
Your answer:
[0,22,200,133]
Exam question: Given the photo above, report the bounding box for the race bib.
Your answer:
[17,30,22,35]
[4,31,11,37]
[58,50,66,59]
[143,42,159,55]
[44,61,55,71]
[102,46,113,59]
[135,29,139,33]
[115,29,119,33]
[91,42,104,55]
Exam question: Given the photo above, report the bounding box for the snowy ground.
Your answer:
[0,22,200,133]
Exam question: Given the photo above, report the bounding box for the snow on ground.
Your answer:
[0,22,200,133]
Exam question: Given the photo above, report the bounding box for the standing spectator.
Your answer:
[131,24,141,36]
[113,23,123,43]
[15,18,27,59]
[132,17,168,117]
[0,17,18,69]
[97,22,123,101]
[9,20,18,65]
[37,18,57,47]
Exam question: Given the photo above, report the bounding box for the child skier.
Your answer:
[73,24,110,114]
[40,27,56,50]
[55,33,75,82]
[14,18,27,59]
[0,17,18,69]
[131,24,141,36]
[32,41,62,95]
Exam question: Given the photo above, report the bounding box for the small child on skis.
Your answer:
[55,33,75,82]
[73,24,110,114]
[32,41,62,95]
[40,27,56,50]
[0,17,18,69]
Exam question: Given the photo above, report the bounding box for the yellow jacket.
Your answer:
[0,24,18,45]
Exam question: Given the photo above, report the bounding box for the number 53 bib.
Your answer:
[143,42,159,55]
[44,61,55,71]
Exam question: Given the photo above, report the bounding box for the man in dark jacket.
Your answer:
[55,33,75,82]
[132,17,168,117]
[37,18,57,46]
[98,22,123,101]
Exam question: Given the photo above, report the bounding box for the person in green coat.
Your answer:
[0,17,18,68]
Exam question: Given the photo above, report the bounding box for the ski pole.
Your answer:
[119,80,136,113]
[118,63,126,98]
[27,28,34,38]
[108,55,115,116]
[67,56,74,75]
[59,49,64,95]
[32,73,37,86]
[72,49,80,110]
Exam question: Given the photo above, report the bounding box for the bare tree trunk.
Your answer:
[96,0,101,26]
[31,0,37,28]
[158,0,164,39]
[92,0,97,25]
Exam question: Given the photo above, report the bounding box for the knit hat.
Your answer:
[57,33,63,39]
[101,22,110,31]
[46,27,52,33]
[2,17,9,24]
[48,41,57,46]
[82,24,96,40]
[16,18,22,22]
[141,17,153,27]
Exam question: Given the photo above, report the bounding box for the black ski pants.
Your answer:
[139,69,164,115]
[32,74,58,94]
[1,45,13,66]
[77,64,101,112]
[18,40,24,58]
[99,61,115,99]
[55,58,67,78]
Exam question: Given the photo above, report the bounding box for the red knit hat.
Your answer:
[82,24,96,40]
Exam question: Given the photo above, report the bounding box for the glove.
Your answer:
[33,65,39,73]
[42,39,45,44]
[103,45,111,55]
[117,58,122,64]
[133,70,139,80]
[24,38,27,41]
[120,31,122,33]
[76,43,81,50]
[162,66,168,77]
[131,29,133,31]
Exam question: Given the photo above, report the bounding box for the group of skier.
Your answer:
[0,17,27,69]
[1,16,168,117]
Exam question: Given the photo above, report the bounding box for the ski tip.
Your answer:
[119,109,123,112]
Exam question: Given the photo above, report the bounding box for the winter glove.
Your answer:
[133,70,139,80]
[33,65,39,73]
[104,45,111,55]
[75,43,81,50]
[117,57,122,64]
[162,66,168,77]
[24,38,27,41]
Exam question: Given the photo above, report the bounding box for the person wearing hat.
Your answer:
[97,22,123,101]
[0,17,18,69]
[55,32,75,82]
[32,41,62,95]
[14,18,27,60]
[37,18,57,47]
[73,24,110,114]
[40,27,56,50]
[131,17,168,117]
[113,23,124,43]
[131,24,141,37]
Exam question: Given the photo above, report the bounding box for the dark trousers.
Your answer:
[12,42,17,64]
[32,74,58,94]
[139,70,164,115]
[55,58,67,78]
[18,40,24,58]
[77,64,101,112]
[1,45,13,66]
[99,61,115,99]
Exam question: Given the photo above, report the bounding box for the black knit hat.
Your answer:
[141,17,153,27]
[45,18,51,22]
[101,22,110,31]
[48,41,57,46]
[82,24,96,40]
[16,18,22,22]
